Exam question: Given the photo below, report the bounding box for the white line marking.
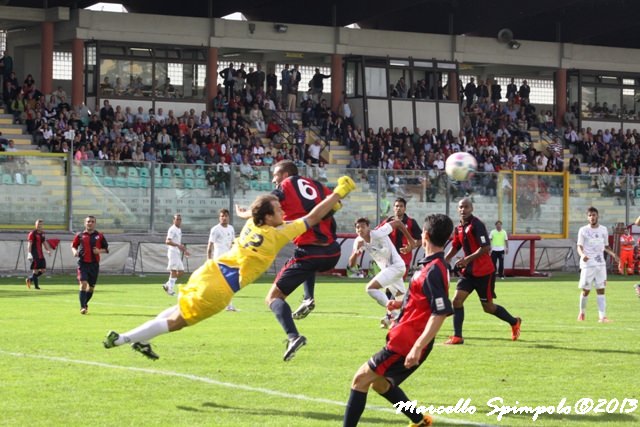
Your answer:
[0,349,495,426]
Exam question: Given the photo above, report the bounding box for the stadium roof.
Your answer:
[3,0,640,50]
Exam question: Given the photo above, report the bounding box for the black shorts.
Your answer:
[30,258,46,270]
[456,273,496,302]
[275,241,341,296]
[77,262,100,287]
[367,342,434,387]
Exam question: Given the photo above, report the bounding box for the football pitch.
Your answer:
[1,273,638,426]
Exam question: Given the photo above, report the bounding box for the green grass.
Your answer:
[0,273,638,426]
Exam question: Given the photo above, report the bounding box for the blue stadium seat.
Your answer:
[93,165,104,177]
[27,175,40,186]
[195,178,207,189]
[174,167,183,178]
[139,167,150,178]
[102,176,114,187]
[162,177,172,188]
[117,166,127,177]
[184,178,194,189]
[184,168,195,179]
[162,167,172,178]
[82,166,92,176]
[128,167,139,178]
[195,168,205,178]
[127,177,140,188]
[115,176,127,187]
[139,177,149,188]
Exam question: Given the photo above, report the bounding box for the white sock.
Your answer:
[115,318,170,345]
[579,294,588,313]
[168,277,177,287]
[367,288,389,307]
[156,305,180,320]
[596,295,606,318]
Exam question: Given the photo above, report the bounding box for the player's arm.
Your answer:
[405,268,452,368]
[504,231,508,254]
[348,239,363,268]
[404,314,447,368]
[388,220,417,253]
[71,235,79,257]
[302,176,355,228]
[206,241,214,260]
[166,237,186,253]
[635,216,640,226]
[457,224,491,268]
[604,245,619,261]
[235,204,252,219]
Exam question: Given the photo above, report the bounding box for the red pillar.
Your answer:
[448,71,458,102]
[555,68,567,128]
[330,54,344,113]
[71,38,84,108]
[207,47,219,112]
[40,21,54,95]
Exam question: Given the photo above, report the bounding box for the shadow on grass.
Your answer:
[530,342,639,356]
[183,401,395,425]
[176,401,476,426]
[0,289,78,298]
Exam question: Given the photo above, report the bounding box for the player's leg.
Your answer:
[164,254,183,295]
[595,268,610,322]
[444,280,472,344]
[84,264,99,310]
[365,279,388,307]
[578,268,592,320]
[266,282,306,361]
[478,274,521,339]
[77,264,91,314]
[292,243,341,319]
[343,362,376,426]
[32,267,45,289]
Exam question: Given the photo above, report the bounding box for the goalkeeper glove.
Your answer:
[334,176,356,198]
[27,253,33,262]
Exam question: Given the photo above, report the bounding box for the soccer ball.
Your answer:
[445,152,477,181]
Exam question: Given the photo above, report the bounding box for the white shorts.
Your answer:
[167,252,185,272]
[578,266,607,290]
[371,264,406,296]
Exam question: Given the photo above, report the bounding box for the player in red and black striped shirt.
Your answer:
[26,219,52,290]
[444,198,521,345]
[379,198,423,277]
[266,160,342,360]
[71,216,109,315]
[343,214,454,427]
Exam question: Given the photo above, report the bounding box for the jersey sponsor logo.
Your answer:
[435,297,445,311]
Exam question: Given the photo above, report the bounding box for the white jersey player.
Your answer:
[164,214,189,296]
[349,217,417,327]
[206,208,238,311]
[576,207,618,322]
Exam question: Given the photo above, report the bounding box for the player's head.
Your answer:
[423,214,454,248]
[495,220,502,230]
[173,214,182,227]
[218,208,230,226]
[354,217,371,237]
[272,160,298,185]
[457,197,474,222]
[586,206,599,226]
[251,194,283,227]
[84,215,96,232]
[35,219,44,231]
[393,197,407,218]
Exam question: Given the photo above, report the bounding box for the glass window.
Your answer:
[365,67,387,97]
[345,61,359,97]
[581,86,621,119]
[100,59,153,97]
[389,68,409,98]
[411,68,432,100]
[53,51,73,80]
[621,88,640,120]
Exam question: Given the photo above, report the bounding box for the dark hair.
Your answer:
[423,214,454,247]
[587,206,599,215]
[219,208,230,216]
[495,220,502,226]
[394,197,407,207]
[354,217,370,226]
[251,195,278,226]
[274,159,298,176]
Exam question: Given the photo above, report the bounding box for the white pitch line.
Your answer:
[0,349,495,427]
